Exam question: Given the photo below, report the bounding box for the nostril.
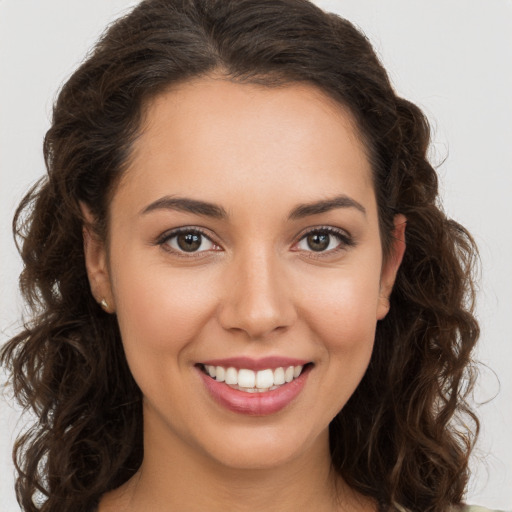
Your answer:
[216,273,297,338]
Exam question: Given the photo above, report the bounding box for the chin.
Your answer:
[195,423,327,471]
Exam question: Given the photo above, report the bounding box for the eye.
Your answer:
[158,228,219,254]
[295,227,354,253]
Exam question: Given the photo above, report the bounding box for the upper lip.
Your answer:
[198,356,311,371]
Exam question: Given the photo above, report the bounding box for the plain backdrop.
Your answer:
[1,1,511,510]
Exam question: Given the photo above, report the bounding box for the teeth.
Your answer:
[225,367,238,385]
[256,369,274,389]
[203,364,305,391]
[215,366,225,382]
[273,367,285,385]
[238,369,255,388]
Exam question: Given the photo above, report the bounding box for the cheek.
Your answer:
[283,270,380,423]
[112,260,218,354]
[297,263,382,351]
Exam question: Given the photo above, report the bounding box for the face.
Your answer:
[84,78,405,472]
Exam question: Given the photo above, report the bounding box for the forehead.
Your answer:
[116,78,375,220]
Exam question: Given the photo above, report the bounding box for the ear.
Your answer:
[377,214,406,320]
[80,202,115,313]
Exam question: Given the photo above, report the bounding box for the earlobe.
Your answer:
[377,214,407,320]
[80,202,115,313]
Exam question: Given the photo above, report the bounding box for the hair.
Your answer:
[1,1,480,511]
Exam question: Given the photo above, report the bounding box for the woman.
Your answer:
[0,0,492,510]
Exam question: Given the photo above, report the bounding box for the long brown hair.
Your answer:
[1,1,480,511]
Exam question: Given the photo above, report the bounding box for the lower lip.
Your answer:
[198,366,311,416]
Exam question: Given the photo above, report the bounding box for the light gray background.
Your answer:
[1,1,511,510]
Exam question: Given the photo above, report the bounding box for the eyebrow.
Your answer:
[288,195,366,220]
[140,194,366,220]
[141,196,228,219]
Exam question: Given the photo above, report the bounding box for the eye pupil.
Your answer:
[307,233,330,251]
[177,233,201,252]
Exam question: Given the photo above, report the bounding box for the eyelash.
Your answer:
[295,226,355,258]
[156,226,355,259]
[156,227,219,259]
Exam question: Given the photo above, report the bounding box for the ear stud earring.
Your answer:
[100,299,109,311]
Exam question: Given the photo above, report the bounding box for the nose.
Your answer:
[217,248,297,340]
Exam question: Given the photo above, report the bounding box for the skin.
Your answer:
[83,77,406,512]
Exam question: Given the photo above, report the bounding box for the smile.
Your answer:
[197,359,312,415]
[201,364,304,393]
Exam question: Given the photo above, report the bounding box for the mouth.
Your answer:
[196,360,313,415]
[198,363,310,393]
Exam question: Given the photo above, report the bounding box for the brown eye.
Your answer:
[177,233,202,252]
[306,233,330,251]
[296,228,353,254]
[161,229,217,254]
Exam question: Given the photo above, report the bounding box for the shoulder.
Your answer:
[457,506,510,512]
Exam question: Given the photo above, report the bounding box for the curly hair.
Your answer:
[1,0,480,511]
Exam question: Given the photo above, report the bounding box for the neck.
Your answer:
[99,411,375,512]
